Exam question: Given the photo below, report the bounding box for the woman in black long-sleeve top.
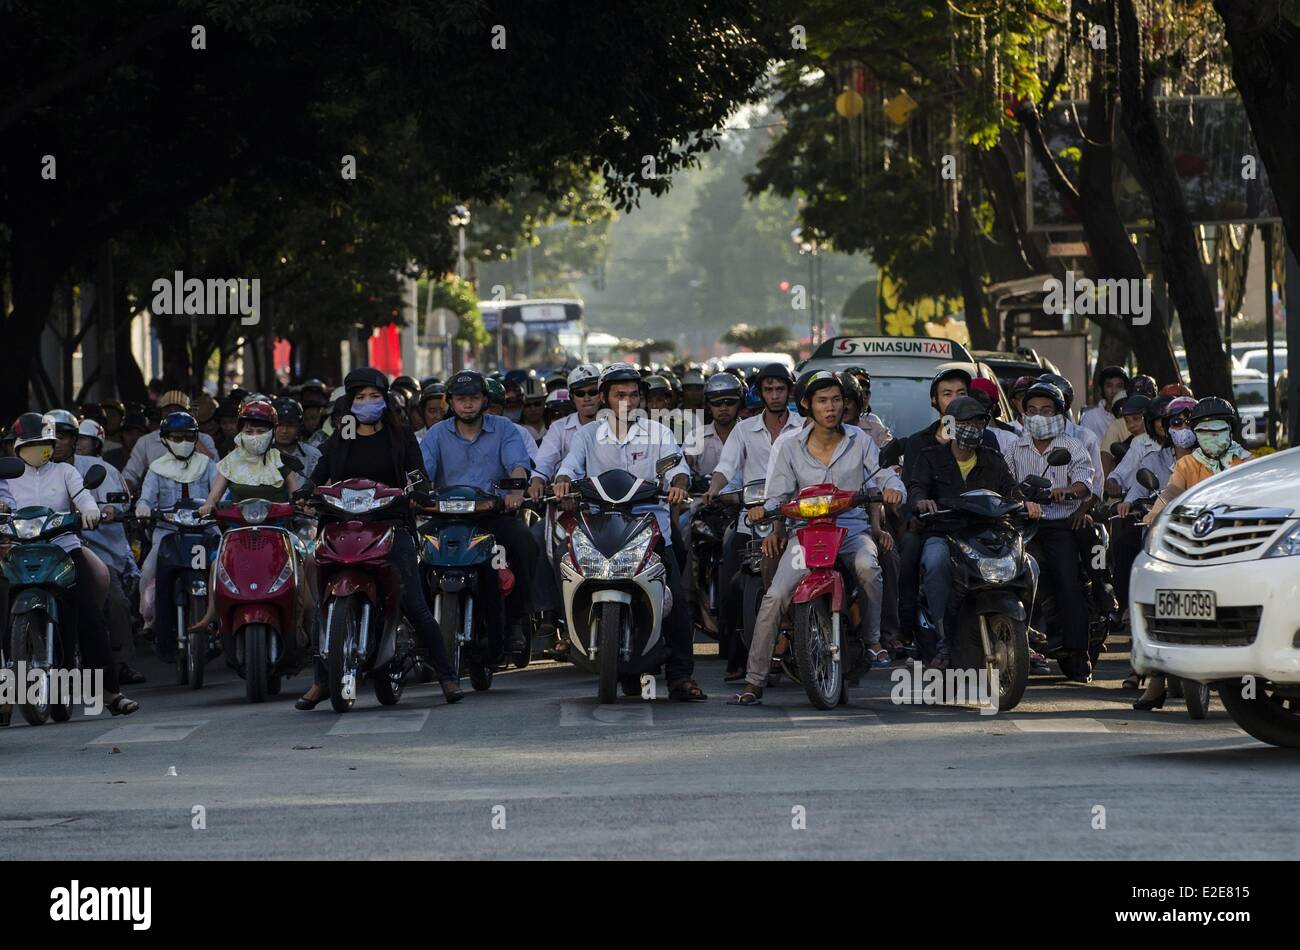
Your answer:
[296,367,462,709]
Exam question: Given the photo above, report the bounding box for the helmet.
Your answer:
[343,367,389,396]
[599,363,643,394]
[1165,395,1197,419]
[420,380,446,402]
[544,389,574,422]
[568,363,600,389]
[447,371,488,397]
[745,384,763,411]
[930,366,973,402]
[160,411,199,437]
[121,411,149,433]
[545,369,569,390]
[392,374,420,397]
[946,396,989,423]
[1159,383,1193,398]
[1189,396,1238,430]
[238,400,277,428]
[842,365,871,391]
[191,392,217,424]
[158,390,190,411]
[214,398,239,420]
[1022,381,1066,416]
[1144,395,1173,440]
[703,372,743,400]
[1129,374,1157,398]
[45,409,80,435]
[1096,365,1130,387]
[1116,394,1152,417]
[838,372,863,407]
[101,399,125,416]
[1037,373,1074,410]
[682,368,706,387]
[969,376,999,403]
[661,372,682,396]
[522,377,546,402]
[485,378,506,405]
[754,363,795,388]
[1010,375,1037,397]
[643,375,671,397]
[272,396,304,427]
[12,412,56,450]
[503,369,533,389]
[300,378,328,396]
[796,369,844,416]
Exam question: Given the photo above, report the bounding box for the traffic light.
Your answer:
[778,280,791,292]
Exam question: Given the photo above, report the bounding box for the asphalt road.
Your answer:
[3,637,1298,860]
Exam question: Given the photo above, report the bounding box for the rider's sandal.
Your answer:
[107,695,140,716]
[866,647,892,666]
[668,678,708,702]
[440,678,465,704]
[294,688,329,711]
[726,685,763,706]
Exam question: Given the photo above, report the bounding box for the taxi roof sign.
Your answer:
[812,336,972,363]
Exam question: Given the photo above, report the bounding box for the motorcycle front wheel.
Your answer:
[244,623,269,704]
[187,593,208,690]
[595,603,623,704]
[986,613,1029,712]
[326,595,359,713]
[792,598,841,710]
[11,613,68,725]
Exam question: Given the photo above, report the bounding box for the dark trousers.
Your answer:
[1111,519,1145,614]
[66,549,120,694]
[897,526,923,641]
[1030,523,1089,651]
[661,545,695,684]
[879,543,901,642]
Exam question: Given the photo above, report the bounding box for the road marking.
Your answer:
[90,721,207,744]
[1011,718,1109,734]
[559,699,654,726]
[327,710,430,736]
[784,709,883,726]
[0,818,79,829]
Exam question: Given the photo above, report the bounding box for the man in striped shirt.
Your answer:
[1005,381,1096,682]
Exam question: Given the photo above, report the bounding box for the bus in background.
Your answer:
[480,298,585,371]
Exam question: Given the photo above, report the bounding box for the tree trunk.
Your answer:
[954,188,998,350]
[156,316,191,389]
[2,238,60,421]
[113,283,148,404]
[1115,0,1232,399]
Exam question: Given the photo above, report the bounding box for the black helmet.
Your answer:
[1189,395,1238,429]
[272,396,304,426]
[391,375,420,400]
[1037,373,1074,410]
[796,370,844,416]
[1144,395,1173,441]
[1129,374,1157,398]
[1022,381,1066,415]
[598,364,643,395]
[343,367,389,396]
[754,363,795,387]
[643,375,671,396]
[929,366,972,402]
[703,372,743,401]
[1096,365,1129,387]
[946,395,989,423]
[838,372,863,408]
[1116,394,1152,417]
[842,365,871,391]
[446,371,488,397]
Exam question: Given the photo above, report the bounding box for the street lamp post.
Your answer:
[792,227,822,347]
[447,205,471,372]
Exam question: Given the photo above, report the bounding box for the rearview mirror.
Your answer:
[0,457,25,480]
[280,453,304,474]
[494,477,529,491]
[82,464,106,490]
[1044,448,1072,467]
[1136,468,1161,492]
[1108,441,1128,462]
[1021,474,1051,491]
[655,454,683,477]
[879,439,903,468]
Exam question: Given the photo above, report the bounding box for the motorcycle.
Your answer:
[546,457,682,703]
[310,475,422,713]
[419,478,530,693]
[735,479,774,653]
[211,496,306,702]
[686,474,732,647]
[0,459,106,725]
[122,498,219,689]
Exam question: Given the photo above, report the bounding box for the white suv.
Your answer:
[1130,447,1300,747]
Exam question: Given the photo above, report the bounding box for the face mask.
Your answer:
[1195,428,1231,457]
[1170,427,1197,449]
[954,423,985,450]
[19,444,53,468]
[350,400,385,424]
[237,431,273,455]
[1025,414,1065,440]
[167,438,197,459]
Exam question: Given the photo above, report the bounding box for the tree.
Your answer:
[722,323,795,352]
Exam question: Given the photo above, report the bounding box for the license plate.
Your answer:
[1155,589,1217,621]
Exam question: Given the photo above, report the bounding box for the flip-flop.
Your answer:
[726,689,763,706]
[867,647,893,666]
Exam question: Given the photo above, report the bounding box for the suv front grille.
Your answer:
[1139,603,1262,646]
[1160,505,1291,561]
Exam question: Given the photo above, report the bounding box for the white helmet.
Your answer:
[77,418,106,448]
[567,363,600,388]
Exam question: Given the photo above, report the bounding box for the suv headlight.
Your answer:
[1264,522,1300,558]
[1144,509,1169,557]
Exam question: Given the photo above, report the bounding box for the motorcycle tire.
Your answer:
[11,613,67,725]
[373,660,406,705]
[438,592,462,680]
[987,613,1029,712]
[244,623,269,704]
[513,622,532,670]
[791,598,841,711]
[620,673,642,698]
[187,594,207,690]
[596,603,622,704]
[175,603,189,687]
[327,595,359,713]
[469,663,493,692]
[1183,679,1211,720]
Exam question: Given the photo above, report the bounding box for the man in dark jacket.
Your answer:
[907,397,1041,668]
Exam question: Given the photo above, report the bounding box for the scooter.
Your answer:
[546,457,682,703]
[310,476,421,713]
[686,474,732,646]
[211,496,306,702]
[419,478,530,693]
[735,479,774,653]
[0,459,106,724]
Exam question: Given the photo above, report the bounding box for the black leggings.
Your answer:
[62,549,120,694]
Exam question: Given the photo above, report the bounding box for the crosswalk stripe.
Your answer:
[90,721,207,744]
[1011,718,1110,733]
[784,709,883,726]
[559,699,654,726]
[327,709,430,736]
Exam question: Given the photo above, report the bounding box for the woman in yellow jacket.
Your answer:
[1136,396,1251,710]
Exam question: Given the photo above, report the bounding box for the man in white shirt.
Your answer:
[1080,365,1129,444]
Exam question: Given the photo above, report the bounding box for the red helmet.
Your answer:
[1158,383,1193,398]
[238,400,278,428]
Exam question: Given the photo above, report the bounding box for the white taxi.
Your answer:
[1129,446,1300,746]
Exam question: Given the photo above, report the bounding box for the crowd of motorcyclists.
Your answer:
[0,351,1261,722]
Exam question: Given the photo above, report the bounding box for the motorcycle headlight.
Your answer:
[1264,522,1300,559]
[606,526,654,578]
[239,499,271,525]
[570,530,605,577]
[11,517,44,540]
[438,498,475,514]
[329,487,386,513]
[265,549,296,593]
[795,495,834,518]
[978,555,1018,584]
[215,556,239,594]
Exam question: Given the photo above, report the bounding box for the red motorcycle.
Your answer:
[212,497,308,702]
[774,483,879,710]
[312,478,420,713]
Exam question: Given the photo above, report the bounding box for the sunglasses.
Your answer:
[707,398,740,408]
[571,387,598,399]
[1167,417,1193,428]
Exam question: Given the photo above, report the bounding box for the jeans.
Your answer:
[746,531,882,688]
[919,535,953,648]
